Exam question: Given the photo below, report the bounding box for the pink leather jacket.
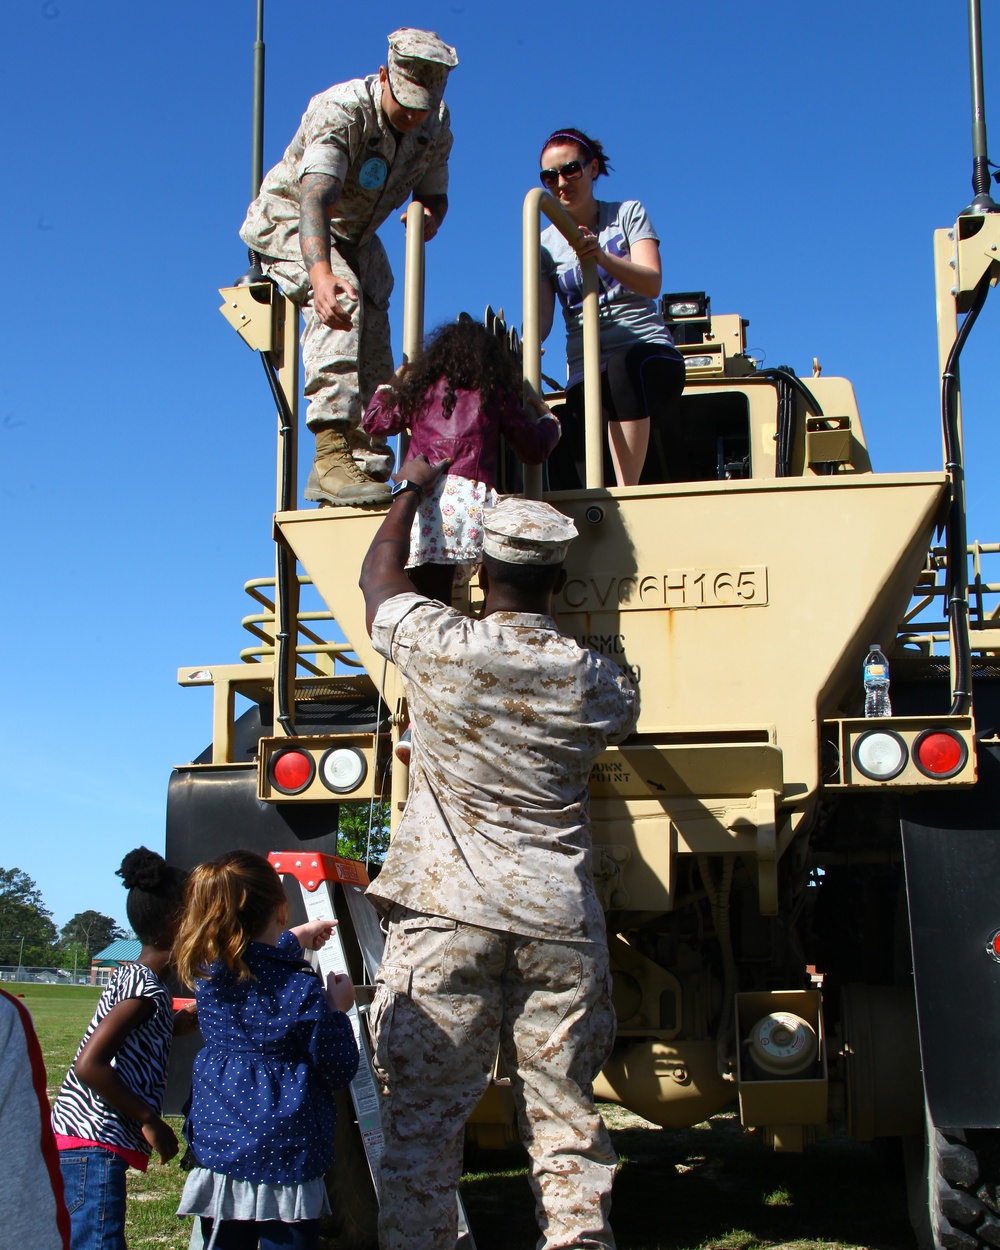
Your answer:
[362,378,560,489]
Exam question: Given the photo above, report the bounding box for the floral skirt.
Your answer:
[405,474,498,570]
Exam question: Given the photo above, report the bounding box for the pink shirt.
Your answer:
[362,379,559,489]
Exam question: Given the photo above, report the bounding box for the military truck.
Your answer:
[166,6,1000,1248]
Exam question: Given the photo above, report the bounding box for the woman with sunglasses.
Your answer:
[538,127,686,487]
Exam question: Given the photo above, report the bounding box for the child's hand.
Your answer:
[325,971,355,1013]
[290,919,338,952]
[172,1003,200,1036]
[394,361,411,381]
[142,1115,179,1163]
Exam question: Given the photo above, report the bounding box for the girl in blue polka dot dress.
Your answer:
[173,851,359,1250]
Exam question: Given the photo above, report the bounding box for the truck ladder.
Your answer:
[269,851,476,1249]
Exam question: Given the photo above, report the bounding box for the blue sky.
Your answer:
[2,1,998,931]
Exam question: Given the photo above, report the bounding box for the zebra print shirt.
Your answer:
[51,962,172,1157]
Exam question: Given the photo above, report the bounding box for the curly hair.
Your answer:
[392,319,522,424]
[540,127,612,177]
[116,847,187,948]
[173,851,287,987]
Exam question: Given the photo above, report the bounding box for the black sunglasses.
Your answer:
[539,160,585,188]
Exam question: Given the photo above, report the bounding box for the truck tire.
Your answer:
[905,1110,1000,1249]
[325,1088,379,1250]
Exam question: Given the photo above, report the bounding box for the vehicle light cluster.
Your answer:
[822,717,975,789]
[265,743,369,798]
[852,728,968,782]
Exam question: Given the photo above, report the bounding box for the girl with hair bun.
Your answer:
[52,847,192,1250]
[538,126,687,486]
[174,851,359,1250]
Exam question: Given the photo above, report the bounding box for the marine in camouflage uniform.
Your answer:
[361,479,640,1250]
[240,29,457,505]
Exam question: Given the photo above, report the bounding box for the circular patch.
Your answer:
[359,157,388,190]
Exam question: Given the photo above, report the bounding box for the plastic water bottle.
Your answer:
[863,644,892,717]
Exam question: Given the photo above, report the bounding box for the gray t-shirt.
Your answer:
[540,198,677,386]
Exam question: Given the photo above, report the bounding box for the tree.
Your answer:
[0,867,57,966]
[336,800,390,866]
[60,911,127,960]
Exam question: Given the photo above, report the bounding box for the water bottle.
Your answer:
[863,643,892,717]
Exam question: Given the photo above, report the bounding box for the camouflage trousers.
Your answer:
[371,908,618,1250]
[262,238,394,479]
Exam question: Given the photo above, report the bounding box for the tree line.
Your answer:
[0,804,390,970]
[0,866,128,969]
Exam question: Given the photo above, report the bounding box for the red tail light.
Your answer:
[269,748,315,794]
[913,730,968,779]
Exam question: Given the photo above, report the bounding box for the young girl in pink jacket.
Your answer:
[362,318,560,606]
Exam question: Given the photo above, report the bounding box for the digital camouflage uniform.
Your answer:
[368,576,639,1250]
[240,72,452,478]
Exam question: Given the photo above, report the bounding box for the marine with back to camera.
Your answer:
[359,454,639,1250]
[240,28,457,506]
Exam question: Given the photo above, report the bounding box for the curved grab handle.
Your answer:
[398,199,427,464]
[522,188,603,494]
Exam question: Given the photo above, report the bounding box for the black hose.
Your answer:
[758,367,824,478]
[260,350,297,735]
[941,266,992,715]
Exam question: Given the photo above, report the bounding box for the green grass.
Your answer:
[460,1106,913,1250]
[22,987,915,1250]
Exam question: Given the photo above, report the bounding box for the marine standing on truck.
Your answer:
[240,28,457,506]
[359,459,639,1250]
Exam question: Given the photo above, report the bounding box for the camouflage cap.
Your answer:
[387,28,458,110]
[482,498,579,567]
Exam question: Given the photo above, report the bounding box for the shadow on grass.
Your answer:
[460,1110,913,1250]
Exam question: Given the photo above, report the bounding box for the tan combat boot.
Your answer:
[304,428,391,506]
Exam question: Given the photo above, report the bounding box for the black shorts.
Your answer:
[564,341,686,424]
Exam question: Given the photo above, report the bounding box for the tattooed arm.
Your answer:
[300,173,356,329]
[399,192,448,242]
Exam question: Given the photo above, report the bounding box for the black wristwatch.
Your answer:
[391,479,423,500]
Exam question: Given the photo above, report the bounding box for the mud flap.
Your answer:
[900,738,1000,1128]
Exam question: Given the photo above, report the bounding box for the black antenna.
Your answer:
[965,0,998,213]
[251,0,265,202]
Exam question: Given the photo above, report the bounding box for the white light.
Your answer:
[747,1012,818,1076]
[669,302,700,316]
[685,355,716,368]
[319,746,367,794]
[854,731,907,780]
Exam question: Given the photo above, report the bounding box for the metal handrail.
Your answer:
[522,189,602,494]
[241,575,364,674]
[898,541,1000,654]
[403,200,425,365]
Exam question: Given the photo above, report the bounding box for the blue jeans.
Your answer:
[59,1148,128,1250]
[199,1218,320,1250]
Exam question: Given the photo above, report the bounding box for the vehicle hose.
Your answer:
[941,265,992,715]
[758,368,824,477]
[260,349,296,735]
[697,855,737,1081]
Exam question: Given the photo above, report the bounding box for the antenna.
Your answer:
[251,0,265,201]
[965,0,998,213]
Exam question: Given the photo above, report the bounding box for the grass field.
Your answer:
[19,983,915,1250]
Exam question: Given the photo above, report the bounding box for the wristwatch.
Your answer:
[391,479,422,499]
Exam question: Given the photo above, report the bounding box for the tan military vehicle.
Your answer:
[166,6,1000,1248]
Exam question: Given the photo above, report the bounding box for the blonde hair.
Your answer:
[174,851,286,987]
